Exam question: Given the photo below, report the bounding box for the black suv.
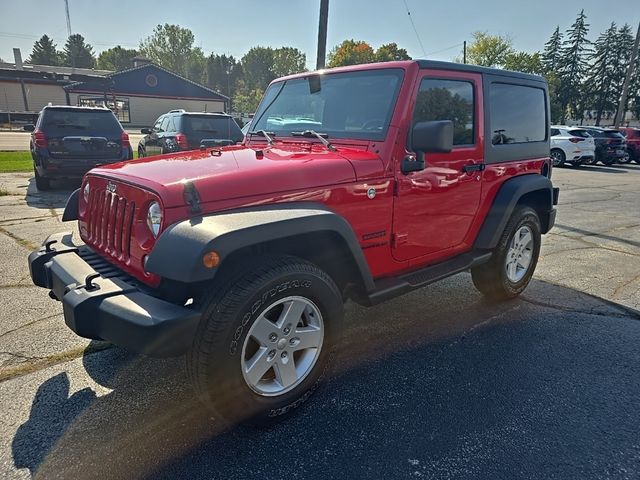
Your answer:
[24,106,133,191]
[581,127,627,165]
[138,110,243,157]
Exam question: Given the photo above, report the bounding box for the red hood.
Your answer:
[89,143,384,207]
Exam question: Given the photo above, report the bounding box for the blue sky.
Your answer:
[1,0,638,68]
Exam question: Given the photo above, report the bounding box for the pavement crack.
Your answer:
[519,296,640,320]
[0,214,52,225]
[0,342,114,383]
[0,225,38,250]
[0,313,61,339]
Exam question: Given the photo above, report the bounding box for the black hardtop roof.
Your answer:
[416,59,546,83]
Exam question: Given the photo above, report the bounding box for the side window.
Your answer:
[489,83,546,145]
[153,116,164,132]
[166,115,176,132]
[550,128,560,136]
[159,116,170,133]
[413,78,474,146]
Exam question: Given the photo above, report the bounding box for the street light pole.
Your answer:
[316,0,329,70]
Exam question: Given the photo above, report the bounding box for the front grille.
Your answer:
[85,187,135,262]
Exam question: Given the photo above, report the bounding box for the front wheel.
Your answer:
[188,255,343,426]
[471,206,541,300]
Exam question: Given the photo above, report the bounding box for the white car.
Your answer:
[550,126,596,167]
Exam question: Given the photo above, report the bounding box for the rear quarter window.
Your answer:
[568,129,591,138]
[489,84,546,145]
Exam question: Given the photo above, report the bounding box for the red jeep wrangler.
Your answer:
[29,60,558,424]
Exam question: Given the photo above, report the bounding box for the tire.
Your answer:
[471,206,541,300]
[619,149,632,164]
[34,168,50,191]
[550,149,565,167]
[188,255,343,426]
[602,156,615,166]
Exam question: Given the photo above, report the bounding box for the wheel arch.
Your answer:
[474,174,555,250]
[145,203,375,299]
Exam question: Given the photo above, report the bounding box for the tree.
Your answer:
[327,40,375,67]
[465,31,514,67]
[503,51,544,74]
[96,46,138,71]
[542,26,563,73]
[557,10,591,123]
[62,34,95,68]
[207,54,242,99]
[232,80,264,113]
[241,47,276,90]
[139,24,204,81]
[586,23,619,125]
[611,24,636,121]
[375,43,411,62]
[272,47,306,78]
[27,35,60,66]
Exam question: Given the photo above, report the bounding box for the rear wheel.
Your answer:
[550,149,565,167]
[619,149,632,164]
[34,167,50,191]
[472,206,541,300]
[188,255,343,426]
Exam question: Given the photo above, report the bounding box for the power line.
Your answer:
[401,0,426,57]
[425,42,464,57]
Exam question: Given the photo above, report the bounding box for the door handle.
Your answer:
[462,163,485,173]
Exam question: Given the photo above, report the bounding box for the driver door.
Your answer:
[392,70,483,262]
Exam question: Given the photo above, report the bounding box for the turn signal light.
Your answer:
[121,131,131,148]
[176,133,189,150]
[202,251,220,268]
[568,137,584,143]
[33,129,48,148]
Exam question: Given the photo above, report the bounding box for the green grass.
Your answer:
[0,150,139,174]
[0,151,32,173]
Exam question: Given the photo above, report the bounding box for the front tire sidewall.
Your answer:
[193,261,342,424]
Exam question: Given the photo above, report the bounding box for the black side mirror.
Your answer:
[141,128,152,134]
[23,124,35,132]
[411,120,453,153]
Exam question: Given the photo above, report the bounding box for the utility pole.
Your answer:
[64,0,72,37]
[614,20,640,128]
[316,0,329,70]
[463,41,467,64]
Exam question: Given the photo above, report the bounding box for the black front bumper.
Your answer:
[28,232,201,357]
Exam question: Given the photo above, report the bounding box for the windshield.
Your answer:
[251,68,404,141]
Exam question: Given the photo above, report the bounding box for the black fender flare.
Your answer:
[145,204,376,291]
[62,188,80,222]
[474,174,555,250]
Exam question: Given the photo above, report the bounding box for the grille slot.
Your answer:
[77,247,149,292]
[85,186,135,262]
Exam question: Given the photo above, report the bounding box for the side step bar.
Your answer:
[362,251,492,306]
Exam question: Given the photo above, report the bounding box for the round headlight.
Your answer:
[83,182,90,202]
[146,201,162,237]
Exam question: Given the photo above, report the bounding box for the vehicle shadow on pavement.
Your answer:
[10,278,640,479]
[24,177,78,210]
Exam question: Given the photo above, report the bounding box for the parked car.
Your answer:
[550,125,595,167]
[581,127,627,165]
[29,60,557,425]
[618,127,640,164]
[24,105,133,191]
[138,110,243,157]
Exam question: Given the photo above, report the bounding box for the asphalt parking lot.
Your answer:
[0,164,639,479]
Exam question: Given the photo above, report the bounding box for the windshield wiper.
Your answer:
[291,130,336,152]
[248,130,276,146]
